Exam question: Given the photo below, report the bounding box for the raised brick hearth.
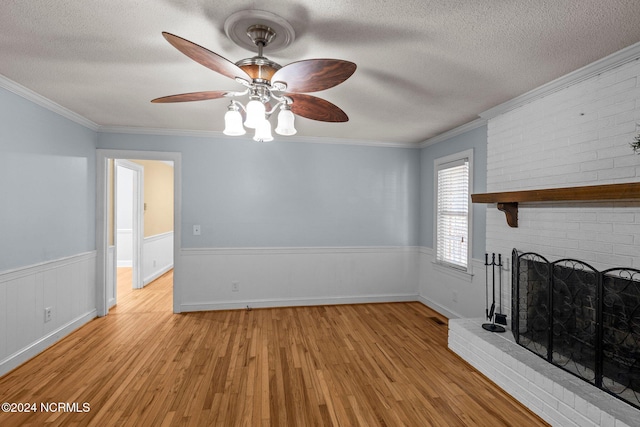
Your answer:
[449,319,640,427]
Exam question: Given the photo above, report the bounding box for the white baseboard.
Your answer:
[181,293,419,312]
[144,263,173,286]
[417,296,461,319]
[0,309,96,377]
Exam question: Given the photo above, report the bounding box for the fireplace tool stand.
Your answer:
[482,253,506,332]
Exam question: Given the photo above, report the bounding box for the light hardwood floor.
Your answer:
[0,271,548,426]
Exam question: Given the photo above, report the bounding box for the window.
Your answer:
[435,150,473,271]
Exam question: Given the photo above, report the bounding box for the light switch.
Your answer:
[193,224,201,235]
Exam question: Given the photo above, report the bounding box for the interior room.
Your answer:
[1,1,640,425]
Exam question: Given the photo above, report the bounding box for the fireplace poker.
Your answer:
[495,254,507,326]
[489,253,496,321]
[485,253,490,321]
[482,252,506,333]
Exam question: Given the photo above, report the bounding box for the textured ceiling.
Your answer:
[2,0,640,144]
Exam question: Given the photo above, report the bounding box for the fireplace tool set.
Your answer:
[482,253,507,332]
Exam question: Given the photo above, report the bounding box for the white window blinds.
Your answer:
[436,158,469,269]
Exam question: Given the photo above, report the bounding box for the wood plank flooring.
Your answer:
[116,267,135,301]
[0,271,548,426]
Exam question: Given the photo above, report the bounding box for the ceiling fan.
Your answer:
[151,10,357,141]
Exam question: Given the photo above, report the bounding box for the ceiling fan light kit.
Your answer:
[275,105,297,136]
[223,103,245,136]
[152,10,356,142]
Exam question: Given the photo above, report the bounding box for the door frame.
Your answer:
[96,149,182,316]
[114,159,144,291]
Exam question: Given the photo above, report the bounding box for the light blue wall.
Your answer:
[0,78,486,271]
[0,87,97,271]
[97,133,421,248]
[419,125,487,259]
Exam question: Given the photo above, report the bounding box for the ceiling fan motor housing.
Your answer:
[235,56,281,84]
[234,25,282,84]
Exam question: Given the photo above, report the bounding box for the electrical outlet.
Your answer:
[44,307,53,323]
[232,282,239,292]
[193,224,201,236]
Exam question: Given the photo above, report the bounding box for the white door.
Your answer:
[115,160,144,292]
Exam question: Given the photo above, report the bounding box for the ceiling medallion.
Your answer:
[223,10,295,53]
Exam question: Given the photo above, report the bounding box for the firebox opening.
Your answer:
[512,249,640,410]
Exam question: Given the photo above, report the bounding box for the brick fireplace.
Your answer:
[450,46,640,425]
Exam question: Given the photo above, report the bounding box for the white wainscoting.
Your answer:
[418,247,489,319]
[143,231,173,286]
[178,246,419,312]
[0,252,97,376]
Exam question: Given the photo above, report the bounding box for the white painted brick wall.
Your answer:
[485,59,640,318]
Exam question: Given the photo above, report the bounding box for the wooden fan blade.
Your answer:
[162,32,250,81]
[272,59,356,93]
[287,93,349,122]
[151,90,230,103]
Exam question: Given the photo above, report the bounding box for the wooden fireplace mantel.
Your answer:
[471,182,640,228]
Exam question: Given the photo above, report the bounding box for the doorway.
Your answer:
[96,149,182,316]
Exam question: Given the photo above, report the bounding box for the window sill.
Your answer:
[431,261,475,282]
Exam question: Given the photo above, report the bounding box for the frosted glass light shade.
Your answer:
[253,118,274,142]
[275,108,296,136]
[223,109,246,136]
[244,100,265,129]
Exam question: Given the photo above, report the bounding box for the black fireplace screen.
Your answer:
[512,249,640,409]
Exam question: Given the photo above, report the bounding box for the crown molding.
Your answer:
[98,125,418,148]
[98,125,223,139]
[418,118,487,148]
[480,41,640,120]
[0,74,99,131]
[289,134,417,148]
[0,73,415,148]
